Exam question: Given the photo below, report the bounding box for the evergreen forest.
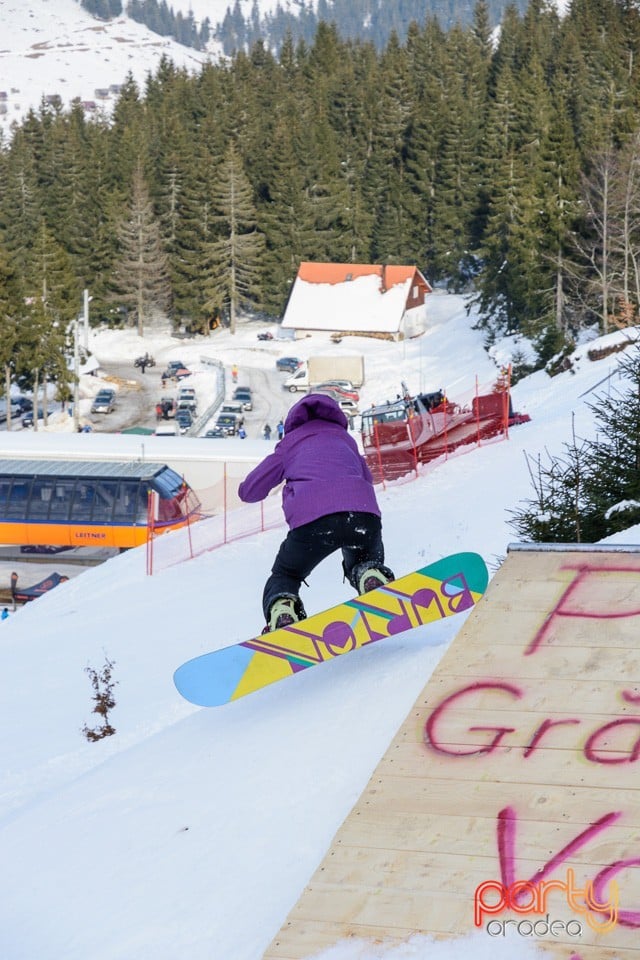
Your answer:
[215,0,529,55]
[2,0,640,399]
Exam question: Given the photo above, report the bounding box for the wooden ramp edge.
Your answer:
[263,545,640,960]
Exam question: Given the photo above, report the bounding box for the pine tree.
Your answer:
[533,91,582,353]
[201,141,265,333]
[111,163,171,336]
[508,416,596,543]
[366,33,414,263]
[510,346,640,543]
[0,130,42,274]
[23,220,79,413]
[0,240,25,428]
[428,26,487,286]
[583,345,640,536]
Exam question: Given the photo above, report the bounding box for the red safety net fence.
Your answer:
[145,463,286,575]
[145,369,528,573]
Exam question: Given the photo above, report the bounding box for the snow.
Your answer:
[0,0,212,132]
[283,273,415,334]
[178,0,293,23]
[0,0,305,134]
[1,293,638,959]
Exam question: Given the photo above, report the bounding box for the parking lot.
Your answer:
[0,347,358,442]
[83,357,301,441]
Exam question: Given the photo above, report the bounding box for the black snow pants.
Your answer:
[262,511,386,620]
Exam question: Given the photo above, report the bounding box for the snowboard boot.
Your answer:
[350,562,396,595]
[263,594,307,633]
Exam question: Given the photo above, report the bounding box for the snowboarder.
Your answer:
[238,393,394,633]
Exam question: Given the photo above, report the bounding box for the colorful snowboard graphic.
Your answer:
[174,552,488,707]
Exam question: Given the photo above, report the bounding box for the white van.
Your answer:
[283,367,309,392]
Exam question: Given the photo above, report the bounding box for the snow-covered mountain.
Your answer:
[0,0,289,134]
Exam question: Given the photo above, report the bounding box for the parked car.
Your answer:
[91,389,116,414]
[257,331,274,340]
[337,398,360,416]
[22,406,54,427]
[232,388,253,411]
[316,379,358,393]
[13,396,32,414]
[177,387,197,410]
[220,402,245,426]
[215,414,239,436]
[276,357,302,373]
[0,398,22,422]
[176,398,196,416]
[204,427,226,438]
[315,381,359,402]
[176,409,193,434]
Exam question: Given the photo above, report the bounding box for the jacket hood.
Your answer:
[284,393,348,433]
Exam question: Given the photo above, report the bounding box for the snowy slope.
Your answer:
[0,294,637,960]
[176,0,295,23]
[0,0,300,134]
[0,0,213,132]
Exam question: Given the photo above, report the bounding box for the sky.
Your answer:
[0,291,638,960]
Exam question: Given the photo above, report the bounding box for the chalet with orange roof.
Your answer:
[281,263,432,341]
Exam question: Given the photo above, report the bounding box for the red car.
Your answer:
[315,380,360,403]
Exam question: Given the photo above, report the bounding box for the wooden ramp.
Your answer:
[263,545,640,960]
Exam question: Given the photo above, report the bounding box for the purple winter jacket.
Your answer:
[238,393,380,530]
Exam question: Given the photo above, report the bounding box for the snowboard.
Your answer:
[174,551,488,707]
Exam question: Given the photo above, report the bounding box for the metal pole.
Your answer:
[73,317,80,432]
[83,288,90,352]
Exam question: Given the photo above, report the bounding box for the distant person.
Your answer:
[238,426,247,439]
[1,608,8,620]
[277,420,284,440]
[231,364,238,384]
[263,424,272,440]
[238,393,394,633]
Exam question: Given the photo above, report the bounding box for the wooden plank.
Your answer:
[265,917,632,960]
[377,736,640,788]
[282,883,640,951]
[431,641,640,682]
[358,775,640,826]
[263,549,640,960]
[413,676,640,715]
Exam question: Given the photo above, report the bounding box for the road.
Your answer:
[87,359,298,440]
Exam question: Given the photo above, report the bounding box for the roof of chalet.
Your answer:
[282,262,431,334]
